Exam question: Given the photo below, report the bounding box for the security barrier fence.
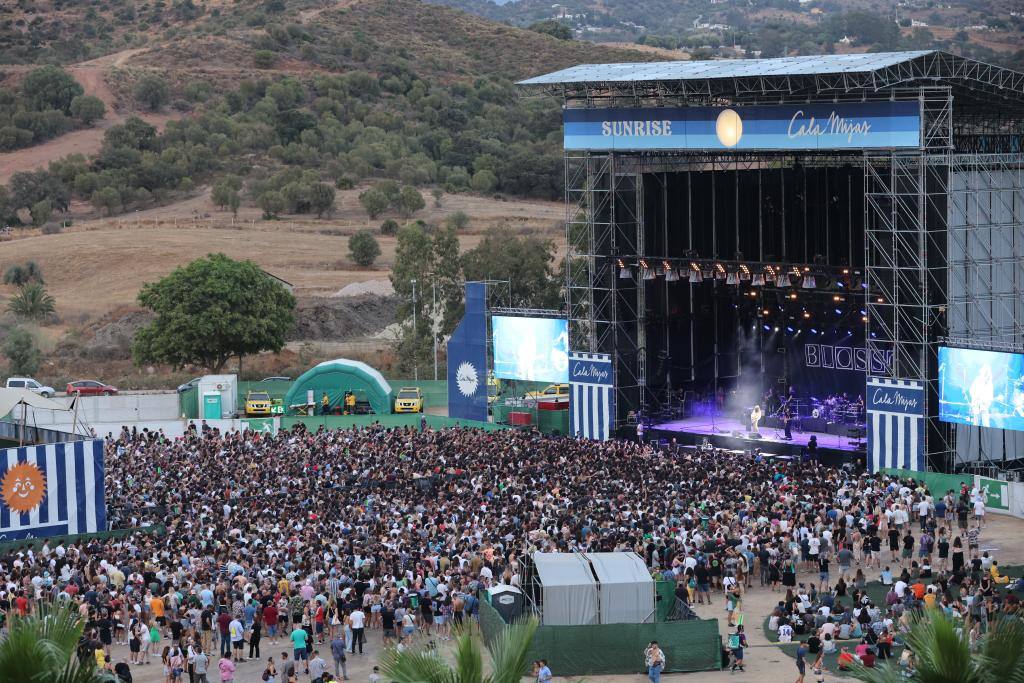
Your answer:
[478,591,721,675]
[0,524,166,555]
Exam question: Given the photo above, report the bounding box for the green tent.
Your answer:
[284,359,394,415]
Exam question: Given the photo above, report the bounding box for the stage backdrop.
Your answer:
[447,282,489,422]
[0,439,105,541]
[867,378,925,472]
[569,353,614,441]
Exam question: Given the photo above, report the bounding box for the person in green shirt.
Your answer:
[290,626,310,675]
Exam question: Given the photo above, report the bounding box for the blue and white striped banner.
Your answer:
[570,352,613,441]
[0,440,105,541]
[867,378,925,472]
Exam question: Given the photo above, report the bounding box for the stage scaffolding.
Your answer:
[538,51,1024,468]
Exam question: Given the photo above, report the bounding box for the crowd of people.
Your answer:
[0,422,1016,683]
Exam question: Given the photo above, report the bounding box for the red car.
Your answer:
[66,380,118,396]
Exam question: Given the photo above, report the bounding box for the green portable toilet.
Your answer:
[203,392,222,419]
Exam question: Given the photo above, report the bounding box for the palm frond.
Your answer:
[485,616,538,683]
[451,623,484,683]
[978,617,1024,683]
[902,610,976,683]
[0,603,101,683]
[380,640,458,683]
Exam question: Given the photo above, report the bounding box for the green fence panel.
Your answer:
[655,580,677,622]
[478,593,720,676]
[279,415,503,432]
[180,390,199,419]
[881,468,973,496]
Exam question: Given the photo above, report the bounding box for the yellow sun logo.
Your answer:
[1,462,46,514]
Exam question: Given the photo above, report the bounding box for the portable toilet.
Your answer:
[486,584,525,623]
[202,393,222,419]
[197,374,237,418]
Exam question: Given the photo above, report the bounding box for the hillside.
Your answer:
[428,0,1024,67]
[0,0,646,388]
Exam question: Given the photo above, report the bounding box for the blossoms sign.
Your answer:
[564,101,921,151]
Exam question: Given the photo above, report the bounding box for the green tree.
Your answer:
[69,95,106,125]
[528,19,573,40]
[91,187,121,216]
[2,261,44,287]
[132,253,296,372]
[390,221,435,322]
[212,180,240,215]
[432,225,463,334]
[254,50,277,68]
[445,210,470,231]
[359,187,389,219]
[348,230,381,267]
[381,618,537,683]
[470,169,498,194]
[852,610,1024,682]
[462,228,561,309]
[134,75,170,111]
[30,199,52,227]
[21,66,83,114]
[380,219,399,235]
[309,182,336,218]
[8,283,56,320]
[396,185,425,217]
[2,328,41,376]
[9,170,70,212]
[258,190,286,219]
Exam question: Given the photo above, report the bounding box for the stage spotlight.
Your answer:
[811,328,818,334]
[774,326,780,332]
[751,272,765,286]
[837,281,845,289]
[665,268,679,282]
[763,324,771,331]
[726,271,739,285]
[833,295,842,302]
[739,264,751,281]
[788,292,798,300]
[786,326,794,333]
[876,297,884,303]
[842,268,849,274]
[802,311,810,319]
[775,272,790,287]
[835,308,842,315]
[618,260,633,279]
[762,309,770,316]
[643,268,657,281]
[860,309,866,315]
[689,269,703,283]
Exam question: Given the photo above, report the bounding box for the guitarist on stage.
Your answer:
[782,405,793,440]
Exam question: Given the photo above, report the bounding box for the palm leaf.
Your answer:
[451,623,484,683]
[485,616,538,683]
[978,617,1024,683]
[0,602,105,683]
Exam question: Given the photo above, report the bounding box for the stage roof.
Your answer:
[519,51,1024,112]
[519,51,934,84]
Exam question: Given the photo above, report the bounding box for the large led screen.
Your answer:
[492,316,569,383]
[939,346,1024,430]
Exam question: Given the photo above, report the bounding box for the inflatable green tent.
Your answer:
[284,359,394,415]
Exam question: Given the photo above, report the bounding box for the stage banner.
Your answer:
[867,378,925,472]
[569,352,614,441]
[0,439,106,541]
[447,282,489,422]
[564,101,921,151]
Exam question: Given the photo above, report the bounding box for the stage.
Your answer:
[648,415,865,467]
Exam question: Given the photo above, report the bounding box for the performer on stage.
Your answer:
[783,405,793,440]
[750,404,762,433]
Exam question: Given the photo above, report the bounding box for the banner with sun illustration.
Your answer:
[0,440,105,541]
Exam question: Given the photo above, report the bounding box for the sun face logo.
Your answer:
[716,109,743,148]
[1,462,46,514]
[456,362,479,397]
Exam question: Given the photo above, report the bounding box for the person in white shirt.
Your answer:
[778,623,794,642]
[894,580,908,598]
[349,608,365,654]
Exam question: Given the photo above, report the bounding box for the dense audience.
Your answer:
[0,422,1015,681]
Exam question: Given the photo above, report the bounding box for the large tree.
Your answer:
[132,253,295,372]
[461,227,562,310]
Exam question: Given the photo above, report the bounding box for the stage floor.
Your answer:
[651,416,865,453]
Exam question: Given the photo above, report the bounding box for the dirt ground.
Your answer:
[99,512,1024,683]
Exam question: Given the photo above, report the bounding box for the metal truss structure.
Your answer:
[864,88,955,468]
[545,52,1024,466]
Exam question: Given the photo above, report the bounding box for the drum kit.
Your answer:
[809,394,864,424]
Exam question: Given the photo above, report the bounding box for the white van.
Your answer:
[5,377,56,397]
